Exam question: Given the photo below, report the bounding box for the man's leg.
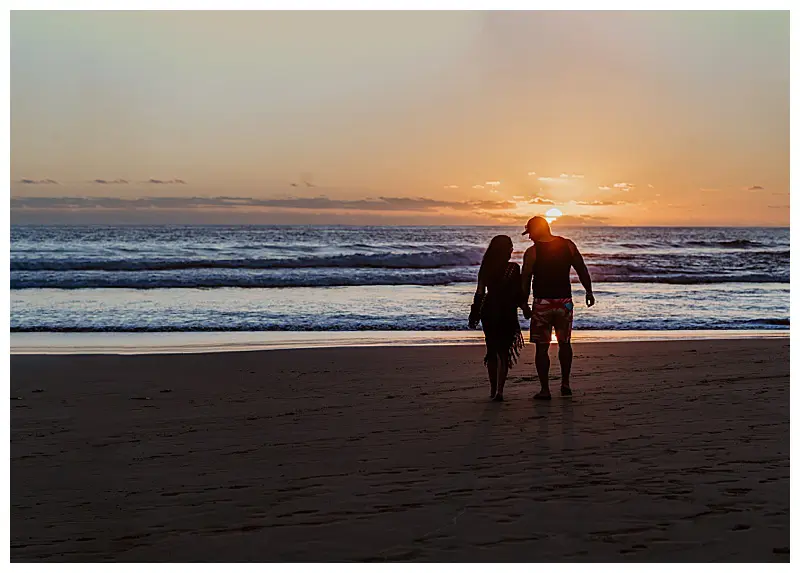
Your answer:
[554,300,574,396]
[530,304,554,399]
[534,342,551,397]
[558,342,573,391]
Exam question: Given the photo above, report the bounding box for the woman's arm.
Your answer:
[468,278,486,328]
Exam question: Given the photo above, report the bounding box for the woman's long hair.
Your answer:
[478,235,513,284]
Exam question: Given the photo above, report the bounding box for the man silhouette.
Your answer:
[520,216,595,399]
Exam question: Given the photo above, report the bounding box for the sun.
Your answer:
[545,207,562,224]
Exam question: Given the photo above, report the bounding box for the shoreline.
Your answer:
[10,328,790,355]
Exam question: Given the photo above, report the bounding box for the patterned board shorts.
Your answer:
[530,298,574,343]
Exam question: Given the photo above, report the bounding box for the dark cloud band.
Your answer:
[10,195,516,213]
[18,178,58,185]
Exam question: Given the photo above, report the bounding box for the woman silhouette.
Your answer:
[469,235,525,401]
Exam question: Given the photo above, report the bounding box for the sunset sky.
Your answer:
[11,10,789,226]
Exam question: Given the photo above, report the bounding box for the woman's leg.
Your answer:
[486,353,498,398]
[494,353,509,400]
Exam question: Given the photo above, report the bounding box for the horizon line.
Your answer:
[9,222,790,229]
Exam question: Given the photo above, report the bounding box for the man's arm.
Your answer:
[568,240,595,307]
[520,247,535,317]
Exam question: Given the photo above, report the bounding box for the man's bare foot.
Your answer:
[492,394,504,402]
[560,385,572,397]
[533,391,552,401]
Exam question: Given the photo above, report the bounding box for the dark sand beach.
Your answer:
[11,339,789,562]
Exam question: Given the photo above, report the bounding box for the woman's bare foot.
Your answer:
[492,394,504,402]
[560,385,572,396]
[533,391,552,401]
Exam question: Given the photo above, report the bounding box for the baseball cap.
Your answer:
[521,216,545,236]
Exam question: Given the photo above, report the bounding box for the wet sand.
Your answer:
[11,339,789,562]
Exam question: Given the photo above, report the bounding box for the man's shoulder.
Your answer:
[522,245,536,260]
[558,236,577,251]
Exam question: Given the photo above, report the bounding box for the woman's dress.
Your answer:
[478,262,524,367]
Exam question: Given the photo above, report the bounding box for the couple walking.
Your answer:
[469,216,595,401]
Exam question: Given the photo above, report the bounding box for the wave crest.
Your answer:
[11,248,486,272]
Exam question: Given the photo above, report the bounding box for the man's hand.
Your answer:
[522,304,532,319]
[586,292,595,307]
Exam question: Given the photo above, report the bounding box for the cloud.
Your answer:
[486,210,606,224]
[527,171,536,176]
[470,200,516,211]
[10,195,516,213]
[148,178,187,184]
[18,178,58,185]
[699,188,719,192]
[442,184,459,189]
[570,200,628,206]
[600,182,636,191]
[539,174,583,183]
[748,185,765,191]
[93,179,129,185]
[528,197,556,205]
[491,211,606,226]
[647,184,655,189]
[471,184,485,189]
[485,181,501,187]
[553,214,608,226]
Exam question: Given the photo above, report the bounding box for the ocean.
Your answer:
[10,225,789,333]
